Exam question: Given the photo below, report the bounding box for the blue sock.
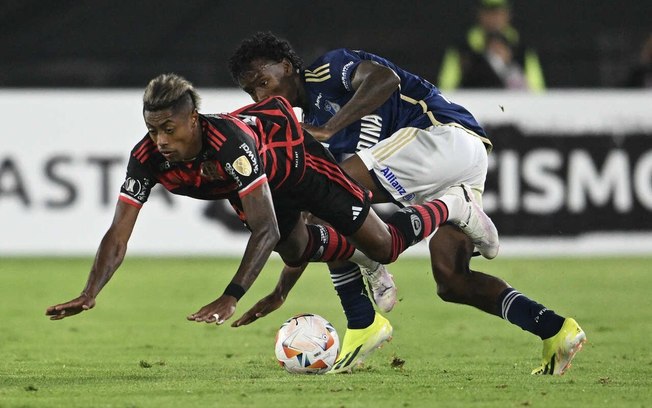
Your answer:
[330,262,375,329]
[498,288,565,340]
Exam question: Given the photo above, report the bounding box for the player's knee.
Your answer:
[349,229,394,264]
[278,252,302,268]
[429,225,473,302]
[370,240,397,264]
[435,282,458,303]
[433,270,470,303]
[430,256,462,302]
[275,241,304,267]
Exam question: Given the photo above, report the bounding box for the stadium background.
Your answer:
[2,0,652,256]
[2,5,650,406]
[3,0,651,88]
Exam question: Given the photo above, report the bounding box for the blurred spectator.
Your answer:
[438,0,545,92]
[623,34,652,88]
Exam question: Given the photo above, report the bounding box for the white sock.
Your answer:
[349,250,380,271]
[438,193,467,224]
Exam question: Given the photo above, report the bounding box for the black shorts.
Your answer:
[272,139,371,241]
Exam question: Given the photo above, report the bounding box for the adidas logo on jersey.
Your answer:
[352,206,363,220]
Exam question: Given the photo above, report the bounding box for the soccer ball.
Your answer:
[274,313,340,374]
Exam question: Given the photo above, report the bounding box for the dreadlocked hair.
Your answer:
[228,31,303,84]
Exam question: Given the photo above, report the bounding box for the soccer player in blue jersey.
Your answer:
[227,32,586,375]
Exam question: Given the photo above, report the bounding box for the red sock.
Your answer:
[291,224,355,266]
[385,200,448,262]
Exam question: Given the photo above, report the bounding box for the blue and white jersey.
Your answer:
[302,48,490,159]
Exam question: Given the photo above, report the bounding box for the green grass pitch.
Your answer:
[1,256,651,407]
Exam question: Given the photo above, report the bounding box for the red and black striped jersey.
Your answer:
[119,96,306,208]
[231,95,306,190]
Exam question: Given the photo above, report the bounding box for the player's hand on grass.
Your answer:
[231,292,285,327]
[187,295,237,325]
[45,294,96,320]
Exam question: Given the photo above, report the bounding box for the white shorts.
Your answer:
[357,125,488,206]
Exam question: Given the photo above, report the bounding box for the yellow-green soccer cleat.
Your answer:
[531,318,587,375]
[328,313,393,374]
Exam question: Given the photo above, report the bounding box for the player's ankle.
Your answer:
[438,194,465,223]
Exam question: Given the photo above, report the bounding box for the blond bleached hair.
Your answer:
[142,73,201,112]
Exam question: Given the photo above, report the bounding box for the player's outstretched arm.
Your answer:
[45,200,140,320]
[232,262,308,327]
[45,294,96,321]
[188,182,280,326]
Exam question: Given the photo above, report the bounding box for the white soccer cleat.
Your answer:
[360,262,398,313]
[447,184,499,259]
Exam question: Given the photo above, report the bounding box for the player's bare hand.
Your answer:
[46,294,96,320]
[187,295,237,325]
[301,123,333,142]
[231,292,285,327]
